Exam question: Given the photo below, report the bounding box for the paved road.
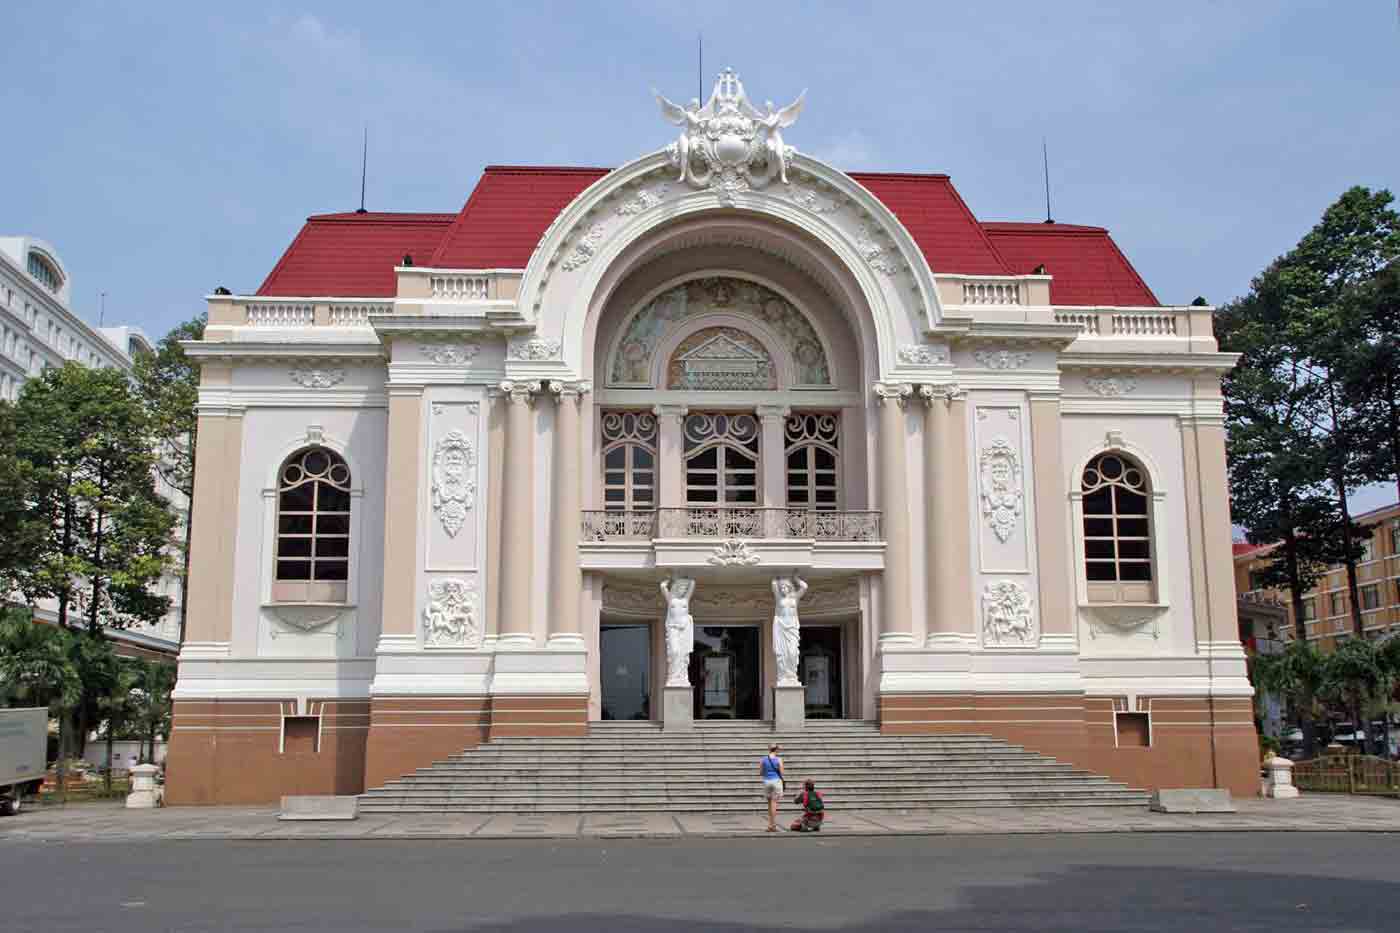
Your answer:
[1,833,1396,931]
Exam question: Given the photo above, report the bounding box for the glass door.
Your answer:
[600,623,652,721]
[689,625,761,719]
[800,626,844,719]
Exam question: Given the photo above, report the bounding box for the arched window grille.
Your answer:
[684,412,760,506]
[785,412,840,510]
[600,411,657,511]
[275,447,352,586]
[1081,451,1153,601]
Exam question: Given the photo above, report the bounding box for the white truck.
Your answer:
[0,708,47,815]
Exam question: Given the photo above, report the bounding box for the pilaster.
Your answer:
[497,380,539,647]
[653,403,689,509]
[756,404,790,510]
[874,382,914,648]
[378,386,424,638]
[1029,393,1074,636]
[547,380,590,648]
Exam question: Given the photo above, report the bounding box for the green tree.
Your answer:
[130,659,175,764]
[1,364,174,633]
[97,658,141,791]
[1250,639,1327,758]
[133,315,204,645]
[1344,261,1400,503]
[0,609,79,711]
[1321,639,1393,755]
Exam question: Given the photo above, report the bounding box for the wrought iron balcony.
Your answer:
[580,508,882,543]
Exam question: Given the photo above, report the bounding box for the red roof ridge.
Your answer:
[481,165,614,175]
[847,170,953,181]
[982,221,1109,234]
[305,211,457,223]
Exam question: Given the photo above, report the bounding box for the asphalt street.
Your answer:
[1,832,1396,932]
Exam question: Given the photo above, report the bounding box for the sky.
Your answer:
[4,1,1399,502]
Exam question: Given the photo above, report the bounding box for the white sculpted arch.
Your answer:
[514,146,942,381]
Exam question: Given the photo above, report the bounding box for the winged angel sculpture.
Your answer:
[655,68,805,194]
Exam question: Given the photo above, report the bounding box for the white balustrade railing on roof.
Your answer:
[327,303,383,326]
[430,274,491,300]
[245,303,313,327]
[1112,312,1178,337]
[1053,311,1101,336]
[961,281,1021,305]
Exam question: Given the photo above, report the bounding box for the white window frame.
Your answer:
[1070,442,1169,608]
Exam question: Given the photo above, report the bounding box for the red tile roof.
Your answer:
[256,212,455,297]
[429,166,610,269]
[848,173,1011,276]
[255,167,1158,306]
[982,222,1159,307]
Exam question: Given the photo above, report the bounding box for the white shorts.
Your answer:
[763,779,783,800]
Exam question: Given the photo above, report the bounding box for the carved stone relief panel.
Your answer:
[425,397,483,573]
[973,405,1029,573]
[981,580,1038,648]
[423,578,481,648]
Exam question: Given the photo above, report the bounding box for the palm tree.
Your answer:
[130,660,175,764]
[0,609,81,796]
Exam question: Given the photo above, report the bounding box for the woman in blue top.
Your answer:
[759,743,784,832]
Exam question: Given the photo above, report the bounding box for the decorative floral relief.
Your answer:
[268,604,345,633]
[974,350,1032,370]
[420,341,481,365]
[616,183,670,216]
[423,579,480,648]
[897,343,949,366]
[560,222,607,271]
[288,365,345,388]
[785,184,843,214]
[508,336,562,361]
[978,436,1024,544]
[1085,376,1138,397]
[707,538,762,566]
[855,225,899,275]
[431,429,476,538]
[982,580,1037,646]
[610,277,829,387]
[1087,615,1159,640]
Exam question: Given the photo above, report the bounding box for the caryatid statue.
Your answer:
[660,573,696,687]
[771,571,808,687]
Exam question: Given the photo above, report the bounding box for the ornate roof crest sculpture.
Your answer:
[656,68,805,201]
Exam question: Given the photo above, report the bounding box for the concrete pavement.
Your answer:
[3,794,1399,841]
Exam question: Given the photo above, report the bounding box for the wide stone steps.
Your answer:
[360,721,1148,814]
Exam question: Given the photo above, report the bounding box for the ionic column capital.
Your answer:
[651,402,689,419]
[917,382,966,407]
[548,379,592,402]
[755,403,791,421]
[873,382,914,407]
[499,380,541,404]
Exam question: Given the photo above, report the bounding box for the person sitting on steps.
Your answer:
[789,778,824,832]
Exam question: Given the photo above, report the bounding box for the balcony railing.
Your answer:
[581,508,882,543]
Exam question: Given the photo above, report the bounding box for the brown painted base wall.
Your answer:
[165,698,369,805]
[169,694,589,804]
[880,692,1260,797]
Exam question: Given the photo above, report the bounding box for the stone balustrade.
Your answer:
[961,280,1022,305]
[581,508,882,542]
[430,273,492,300]
[1053,308,1183,338]
[237,299,391,327]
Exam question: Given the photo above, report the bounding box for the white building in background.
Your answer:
[0,234,182,654]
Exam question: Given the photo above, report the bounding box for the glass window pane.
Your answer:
[1117,518,1149,538]
[1114,488,1148,516]
[315,537,349,559]
[278,537,312,558]
[279,485,314,511]
[633,487,653,503]
[730,488,757,503]
[1085,561,1117,581]
[279,514,313,534]
[814,448,836,470]
[302,450,330,476]
[1119,539,1151,560]
[1119,561,1152,582]
[788,450,807,469]
[604,488,625,503]
[318,485,351,512]
[687,471,715,487]
[1084,518,1113,538]
[277,559,311,581]
[688,488,718,503]
[1084,539,1116,559]
[317,514,349,535]
[815,488,837,504]
[632,449,654,469]
[605,448,626,469]
[605,471,625,486]
[1083,488,1112,515]
[692,448,718,469]
[632,470,652,487]
[315,560,348,581]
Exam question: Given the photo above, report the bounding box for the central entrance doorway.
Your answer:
[689,624,762,719]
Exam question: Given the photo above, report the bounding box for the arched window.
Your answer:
[785,412,840,510]
[274,447,352,600]
[1081,452,1153,602]
[684,412,760,506]
[27,252,62,293]
[600,411,657,511]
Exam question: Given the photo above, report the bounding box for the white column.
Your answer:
[920,383,970,648]
[548,380,589,649]
[874,383,915,648]
[756,404,790,512]
[653,403,688,513]
[497,380,539,647]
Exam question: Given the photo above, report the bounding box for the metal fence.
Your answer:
[1292,754,1400,797]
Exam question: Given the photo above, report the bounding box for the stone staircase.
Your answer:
[358,720,1149,814]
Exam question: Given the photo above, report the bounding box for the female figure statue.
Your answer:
[660,574,696,687]
[771,572,807,687]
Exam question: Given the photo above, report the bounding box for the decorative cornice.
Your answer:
[419,339,481,365]
[974,349,1032,370]
[873,382,914,407]
[898,343,950,366]
[288,364,346,388]
[549,379,592,400]
[917,383,965,406]
[499,379,541,403]
[507,335,562,361]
